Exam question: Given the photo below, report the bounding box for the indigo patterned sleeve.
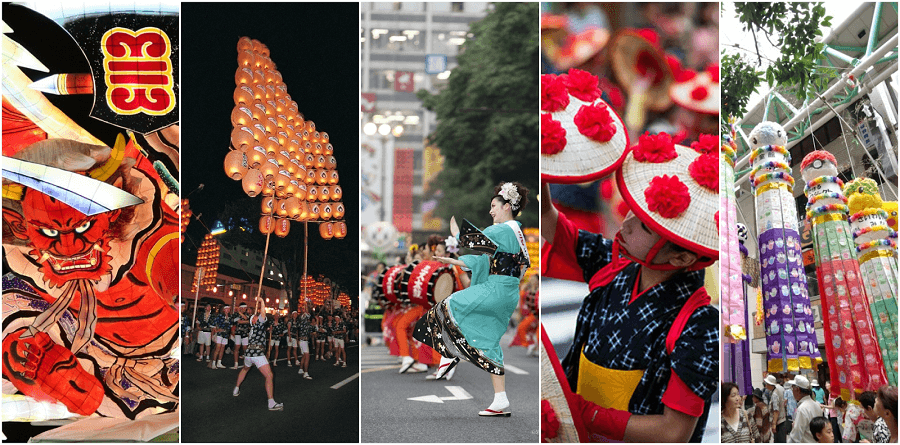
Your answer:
[574,230,614,283]
[668,305,720,404]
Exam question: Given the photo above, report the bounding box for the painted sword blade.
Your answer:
[2,156,143,216]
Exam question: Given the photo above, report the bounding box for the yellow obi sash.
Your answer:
[577,347,644,411]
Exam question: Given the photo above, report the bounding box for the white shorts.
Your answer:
[299,340,309,354]
[215,335,228,345]
[335,338,344,348]
[234,335,249,346]
[198,331,211,345]
[269,339,281,347]
[244,355,269,369]
[316,338,325,344]
[327,336,334,343]
[287,337,297,348]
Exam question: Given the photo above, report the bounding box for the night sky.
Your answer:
[181,3,360,294]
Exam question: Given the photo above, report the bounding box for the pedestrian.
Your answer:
[873,385,897,443]
[233,306,283,411]
[414,181,531,417]
[786,375,823,443]
[842,391,876,442]
[765,374,789,442]
[784,376,798,434]
[823,381,843,443]
[722,382,759,442]
[752,388,773,443]
[810,417,834,443]
[539,132,720,442]
[811,380,826,405]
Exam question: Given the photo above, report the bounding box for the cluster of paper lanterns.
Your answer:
[337,291,351,307]
[223,36,347,239]
[181,199,192,243]
[191,234,220,292]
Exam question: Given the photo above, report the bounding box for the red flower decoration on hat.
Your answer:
[691,134,718,154]
[691,86,709,101]
[598,77,624,109]
[633,132,677,163]
[707,64,719,83]
[715,211,719,230]
[541,74,569,113]
[541,114,567,155]
[645,174,690,218]
[563,69,601,103]
[689,152,719,191]
[636,28,660,46]
[574,102,616,143]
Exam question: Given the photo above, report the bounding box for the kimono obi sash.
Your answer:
[577,346,645,412]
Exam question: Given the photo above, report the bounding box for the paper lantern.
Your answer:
[234,85,254,105]
[259,215,274,234]
[275,170,291,191]
[315,155,326,169]
[333,202,345,219]
[309,203,321,220]
[321,203,333,220]
[252,83,266,100]
[325,156,337,170]
[285,197,302,219]
[266,84,276,101]
[252,69,266,85]
[235,67,254,86]
[263,136,280,155]
[224,150,249,180]
[262,179,276,197]
[286,139,300,154]
[305,168,317,185]
[238,49,256,68]
[297,200,309,221]
[230,106,253,127]
[261,196,275,214]
[324,143,334,156]
[238,36,253,52]
[328,170,339,185]
[242,169,264,197]
[316,169,329,185]
[302,141,313,154]
[335,221,347,239]
[313,142,323,155]
[250,101,267,121]
[275,198,289,217]
[264,117,278,134]
[260,158,279,179]
[294,183,307,201]
[331,185,342,201]
[319,222,333,239]
[318,186,331,202]
[231,126,255,150]
[247,145,267,168]
[305,120,315,132]
[275,218,290,238]
[306,186,319,202]
[320,132,329,143]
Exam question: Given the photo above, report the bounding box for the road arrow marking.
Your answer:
[440,386,472,401]
[409,386,473,403]
[504,364,529,375]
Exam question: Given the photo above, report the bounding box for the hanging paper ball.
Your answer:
[242,169,265,197]
[335,221,347,239]
[275,218,290,238]
[259,215,274,234]
[224,150,249,180]
[319,222,333,239]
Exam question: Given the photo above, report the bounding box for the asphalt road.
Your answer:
[182,344,359,443]
[542,277,721,443]
[360,331,539,443]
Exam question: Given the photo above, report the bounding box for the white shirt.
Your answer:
[788,395,824,443]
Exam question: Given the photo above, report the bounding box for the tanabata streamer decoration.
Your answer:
[721,121,746,341]
[801,151,888,399]
[844,178,898,385]
[749,122,820,373]
[1,3,179,422]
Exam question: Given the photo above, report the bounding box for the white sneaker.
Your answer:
[342,362,347,368]
[233,387,240,397]
[303,374,312,380]
[268,402,283,411]
[287,361,293,367]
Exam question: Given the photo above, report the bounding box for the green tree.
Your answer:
[417,2,539,229]
[722,2,833,121]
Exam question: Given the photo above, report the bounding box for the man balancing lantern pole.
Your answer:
[540,68,719,442]
[232,297,283,411]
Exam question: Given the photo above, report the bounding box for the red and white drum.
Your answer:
[404,260,456,308]
[381,264,408,305]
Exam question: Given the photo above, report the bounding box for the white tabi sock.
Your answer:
[268,398,277,408]
[487,391,509,411]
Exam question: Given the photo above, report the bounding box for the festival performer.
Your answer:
[267,312,286,366]
[414,181,531,417]
[232,303,251,369]
[316,315,328,361]
[296,308,312,377]
[540,132,719,441]
[197,304,214,362]
[286,311,299,367]
[233,305,283,411]
[211,305,233,369]
[510,273,539,356]
[398,236,445,373]
[332,314,347,367]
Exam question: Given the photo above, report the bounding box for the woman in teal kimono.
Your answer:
[414,182,531,417]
